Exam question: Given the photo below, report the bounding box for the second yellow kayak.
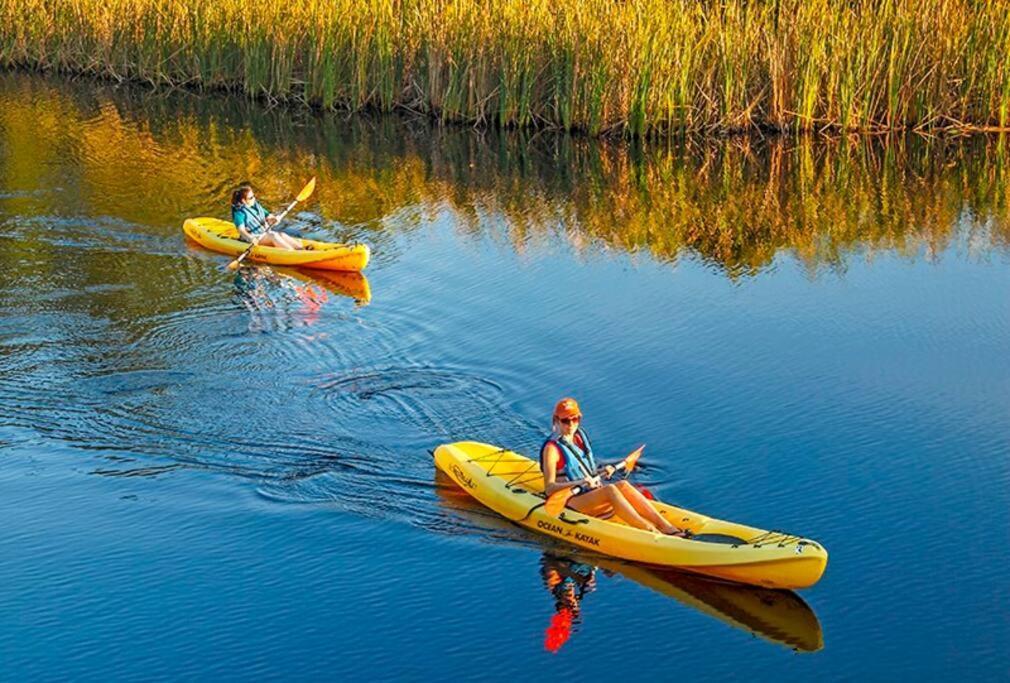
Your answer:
[183,217,370,272]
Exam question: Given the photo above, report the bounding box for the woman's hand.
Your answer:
[265,214,278,227]
[602,465,616,479]
[584,475,603,490]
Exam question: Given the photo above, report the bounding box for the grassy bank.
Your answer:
[2,0,1010,137]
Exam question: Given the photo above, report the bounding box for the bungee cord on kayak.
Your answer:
[743,531,812,549]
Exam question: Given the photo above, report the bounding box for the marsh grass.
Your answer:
[2,0,1010,137]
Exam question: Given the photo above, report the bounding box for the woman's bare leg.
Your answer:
[613,481,682,533]
[273,232,304,250]
[255,232,302,250]
[568,485,658,532]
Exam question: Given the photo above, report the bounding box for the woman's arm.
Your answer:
[543,444,588,496]
[256,200,278,227]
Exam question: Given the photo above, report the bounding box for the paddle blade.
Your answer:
[544,607,574,653]
[623,445,645,474]
[226,258,242,271]
[544,487,576,517]
[296,177,317,202]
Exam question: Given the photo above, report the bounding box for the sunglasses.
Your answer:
[559,416,580,424]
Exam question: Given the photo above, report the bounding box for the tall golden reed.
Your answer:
[2,0,1009,137]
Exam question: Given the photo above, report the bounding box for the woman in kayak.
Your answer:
[541,398,684,535]
[231,184,305,250]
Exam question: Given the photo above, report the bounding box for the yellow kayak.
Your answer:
[435,472,823,651]
[183,217,370,272]
[433,441,828,590]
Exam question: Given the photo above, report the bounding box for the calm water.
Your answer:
[1,71,1009,680]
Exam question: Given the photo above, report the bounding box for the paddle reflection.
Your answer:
[434,471,823,653]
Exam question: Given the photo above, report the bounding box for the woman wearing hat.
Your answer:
[540,397,684,535]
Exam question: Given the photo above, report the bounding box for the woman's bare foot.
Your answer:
[660,525,688,537]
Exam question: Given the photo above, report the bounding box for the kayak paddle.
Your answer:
[543,444,644,517]
[227,176,317,270]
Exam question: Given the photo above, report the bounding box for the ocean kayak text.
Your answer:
[536,520,601,546]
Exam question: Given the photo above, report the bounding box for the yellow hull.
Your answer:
[434,441,828,590]
[183,217,370,272]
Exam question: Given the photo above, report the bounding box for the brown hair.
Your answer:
[231,184,254,207]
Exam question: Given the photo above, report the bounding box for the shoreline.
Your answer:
[9,63,1010,142]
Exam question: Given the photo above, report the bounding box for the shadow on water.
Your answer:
[433,471,823,654]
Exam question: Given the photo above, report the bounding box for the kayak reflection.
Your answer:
[232,265,370,331]
[274,266,372,305]
[434,471,823,653]
[231,264,367,323]
[594,554,822,653]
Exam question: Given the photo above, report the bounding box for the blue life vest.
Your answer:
[540,427,597,482]
[232,200,271,236]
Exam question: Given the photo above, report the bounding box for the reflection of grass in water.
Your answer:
[1,73,1009,279]
[2,1,1010,136]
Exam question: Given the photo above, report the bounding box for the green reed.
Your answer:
[2,0,1010,137]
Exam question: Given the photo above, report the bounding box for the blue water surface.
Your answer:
[1,72,1008,680]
